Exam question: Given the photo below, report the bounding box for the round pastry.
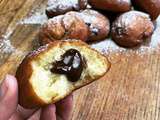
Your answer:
[132,0,160,20]
[88,0,131,12]
[39,14,89,45]
[66,9,110,42]
[111,11,154,48]
[46,0,88,18]
[80,9,110,41]
[16,40,110,108]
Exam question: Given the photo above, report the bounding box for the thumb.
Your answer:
[0,75,18,120]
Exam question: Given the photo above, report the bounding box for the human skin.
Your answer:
[0,75,73,120]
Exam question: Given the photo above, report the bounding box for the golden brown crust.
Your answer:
[66,10,110,42]
[80,9,110,42]
[39,14,89,45]
[40,9,110,46]
[16,40,110,108]
[88,0,131,12]
[111,11,154,48]
[132,0,160,20]
[16,55,45,108]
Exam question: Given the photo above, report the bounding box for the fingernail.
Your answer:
[0,75,9,100]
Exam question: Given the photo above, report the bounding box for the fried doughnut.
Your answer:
[132,0,160,20]
[39,14,89,45]
[66,9,110,42]
[111,11,154,47]
[88,0,131,12]
[16,40,110,108]
[46,0,88,18]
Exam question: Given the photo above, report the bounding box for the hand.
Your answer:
[0,75,73,120]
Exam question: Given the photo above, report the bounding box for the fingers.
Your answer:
[9,105,38,120]
[9,113,22,120]
[28,109,41,120]
[56,94,73,120]
[36,94,73,120]
[16,105,37,119]
[40,104,56,120]
[0,75,18,120]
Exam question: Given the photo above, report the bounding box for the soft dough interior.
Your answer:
[30,43,108,103]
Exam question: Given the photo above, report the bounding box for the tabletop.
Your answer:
[0,0,160,120]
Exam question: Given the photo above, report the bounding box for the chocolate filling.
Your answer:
[51,49,84,82]
[115,27,125,36]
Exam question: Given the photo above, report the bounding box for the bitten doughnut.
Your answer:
[16,40,110,108]
[39,14,89,45]
[88,0,131,12]
[111,11,154,48]
[46,0,88,18]
[132,0,160,20]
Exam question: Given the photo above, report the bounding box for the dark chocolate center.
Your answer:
[51,49,84,82]
[115,27,125,36]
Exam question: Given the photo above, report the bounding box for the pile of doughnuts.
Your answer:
[40,0,160,48]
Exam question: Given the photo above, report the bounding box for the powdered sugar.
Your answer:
[20,12,48,25]
[91,39,126,54]
[18,9,160,56]
[0,3,47,63]
[17,1,160,56]
[92,14,160,55]
[0,32,15,61]
[47,0,79,10]
[1,2,160,60]
[149,16,160,48]
[19,7,48,25]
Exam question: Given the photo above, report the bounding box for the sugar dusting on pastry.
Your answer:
[0,30,15,64]
[47,0,79,11]
[20,12,48,25]
[1,1,160,64]
[19,2,160,56]
[19,7,48,25]
[92,15,160,55]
